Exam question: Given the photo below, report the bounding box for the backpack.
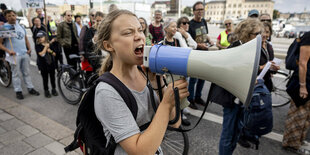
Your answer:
[285,35,302,70]
[241,79,273,148]
[64,72,150,155]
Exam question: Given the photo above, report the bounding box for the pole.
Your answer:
[43,0,49,39]
[178,0,181,18]
[9,38,16,64]
[203,0,206,18]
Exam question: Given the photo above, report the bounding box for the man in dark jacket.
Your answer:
[57,10,79,70]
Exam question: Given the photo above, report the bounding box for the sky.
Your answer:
[1,0,309,13]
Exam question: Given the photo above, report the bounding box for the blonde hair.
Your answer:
[232,18,263,43]
[96,10,136,75]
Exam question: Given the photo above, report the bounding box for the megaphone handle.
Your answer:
[169,87,180,125]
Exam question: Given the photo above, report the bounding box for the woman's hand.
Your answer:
[177,27,188,39]
[44,43,50,48]
[161,79,189,110]
[270,61,280,71]
[300,85,308,99]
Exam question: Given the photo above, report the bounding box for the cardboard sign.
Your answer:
[0,25,17,38]
[20,0,44,8]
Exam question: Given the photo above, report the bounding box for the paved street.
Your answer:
[0,25,308,154]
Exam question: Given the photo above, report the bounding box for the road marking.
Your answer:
[187,108,283,142]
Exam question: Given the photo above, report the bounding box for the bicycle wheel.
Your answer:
[58,70,83,105]
[271,73,291,107]
[161,128,189,155]
[0,60,12,87]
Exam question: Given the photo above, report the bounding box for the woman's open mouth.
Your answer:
[134,45,144,57]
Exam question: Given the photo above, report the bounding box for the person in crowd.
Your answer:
[259,13,272,41]
[187,1,214,109]
[31,17,47,44]
[139,17,153,46]
[0,3,8,25]
[81,11,104,76]
[259,13,272,23]
[216,19,233,49]
[209,18,264,155]
[74,15,83,37]
[259,22,279,92]
[79,9,96,53]
[0,10,40,99]
[175,16,197,49]
[108,4,118,13]
[149,10,164,44]
[94,9,188,154]
[160,18,180,46]
[49,26,63,71]
[35,31,58,98]
[47,16,56,37]
[248,9,259,18]
[57,10,79,70]
[282,31,310,154]
[36,8,45,25]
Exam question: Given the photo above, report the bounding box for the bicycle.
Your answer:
[161,126,189,155]
[57,53,101,105]
[271,70,292,107]
[0,54,12,87]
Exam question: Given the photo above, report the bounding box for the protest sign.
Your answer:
[20,0,44,8]
[0,25,17,38]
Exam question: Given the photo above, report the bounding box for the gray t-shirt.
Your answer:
[94,82,163,155]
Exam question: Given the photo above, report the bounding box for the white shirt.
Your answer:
[174,31,197,49]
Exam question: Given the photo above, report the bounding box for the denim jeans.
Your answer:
[187,77,205,101]
[10,54,34,92]
[219,104,243,155]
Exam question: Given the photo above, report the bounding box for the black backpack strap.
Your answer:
[98,72,138,119]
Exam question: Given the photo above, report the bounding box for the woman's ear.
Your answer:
[103,40,114,52]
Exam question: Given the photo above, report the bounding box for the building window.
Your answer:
[233,4,236,8]
[239,4,242,7]
[233,11,235,14]
[265,10,267,13]
[256,4,259,7]
[261,4,263,7]
[227,11,231,14]
[228,4,231,8]
[238,11,241,14]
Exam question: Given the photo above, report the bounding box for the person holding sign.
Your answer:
[0,10,40,99]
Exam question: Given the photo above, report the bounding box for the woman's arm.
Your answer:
[38,44,49,57]
[186,32,197,50]
[299,45,310,98]
[119,80,188,155]
[174,32,188,48]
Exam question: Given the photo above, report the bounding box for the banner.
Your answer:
[0,25,17,38]
[20,0,44,8]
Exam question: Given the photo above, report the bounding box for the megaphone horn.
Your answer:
[143,35,262,107]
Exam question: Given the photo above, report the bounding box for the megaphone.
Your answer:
[143,35,262,107]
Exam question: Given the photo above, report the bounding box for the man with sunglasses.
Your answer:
[57,10,79,70]
[187,1,214,109]
[216,19,233,49]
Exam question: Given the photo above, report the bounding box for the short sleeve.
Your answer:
[217,34,221,41]
[35,44,44,56]
[300,32,310,46]
[94,82,140,143]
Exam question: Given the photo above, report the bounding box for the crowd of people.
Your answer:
[0,1,309,155]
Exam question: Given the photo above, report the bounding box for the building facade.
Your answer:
[206,0,274,23]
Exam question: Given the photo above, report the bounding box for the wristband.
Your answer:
[300,82,306,86]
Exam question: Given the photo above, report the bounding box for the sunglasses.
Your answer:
[225,23,231,26]
[261,19,271,22]
[182,22,190,25]
[250,31,262,36]
[195,9,204,12]
[91,14,95,17]
[67,15,72,17]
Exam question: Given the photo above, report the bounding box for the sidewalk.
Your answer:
[0,94,82,155]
